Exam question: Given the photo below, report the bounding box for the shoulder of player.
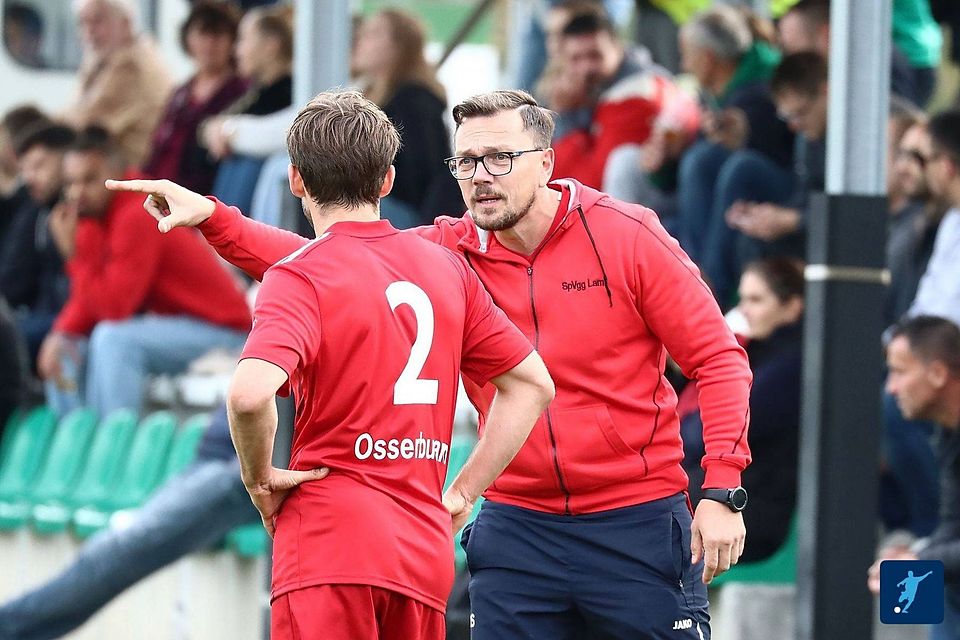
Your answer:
[273,231,337,267]
[578,197,655,240]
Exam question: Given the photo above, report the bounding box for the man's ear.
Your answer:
[929,360,950,389]
[288,164,307,198]
[379,165,396,198]
[541,148,555,187]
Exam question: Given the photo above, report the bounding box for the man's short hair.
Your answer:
[928,109,960,164]
[771,51,828,97]
[2,104,47,142]
[891,316,960,377]
[561,11,616,38]
[452,90,555,149]
[14,122,75,157]
[67,125,121,163]
[682,5,752,62]
[783,0,830,28]
[286,90,401,209]
[179,1,241,55]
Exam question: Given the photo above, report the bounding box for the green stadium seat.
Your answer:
[710,514,798,587]
[161,413,210,482]
[444,434,482,570]
[226,523,269,558]
[19,409,99,532]
[0,409,24,469]
[73,411,177,538]
[32,409,138,536]
[0,406,57,530]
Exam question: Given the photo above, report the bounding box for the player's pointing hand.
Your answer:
[104,178,216,233]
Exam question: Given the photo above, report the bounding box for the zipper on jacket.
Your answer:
[528,265,571,514]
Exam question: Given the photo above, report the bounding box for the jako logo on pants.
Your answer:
[354,432,449,464]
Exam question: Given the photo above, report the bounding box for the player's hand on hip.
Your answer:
[246,467,329,539]
[104,178,216,233]
[442,489,475,536]
[691,499,746,584]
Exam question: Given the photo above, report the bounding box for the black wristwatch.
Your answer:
[702,487,748,512]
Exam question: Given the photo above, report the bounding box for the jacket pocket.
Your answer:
[551,405,647,493]
[488,418,558,498]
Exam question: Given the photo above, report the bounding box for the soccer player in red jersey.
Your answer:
[107,91,554,640]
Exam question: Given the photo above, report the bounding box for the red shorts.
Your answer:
[271,584,445,640]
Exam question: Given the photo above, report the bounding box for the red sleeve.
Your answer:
[198,199,312,281]
[197,201,473,281]
[633,211,753,489]
[239,264,321,396]
[54,202,162,334]
[457,256,535,387]
[53,221,101,335]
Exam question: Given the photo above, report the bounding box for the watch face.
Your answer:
[730,487,748,510]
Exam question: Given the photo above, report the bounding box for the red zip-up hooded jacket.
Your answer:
[198,179,752,515]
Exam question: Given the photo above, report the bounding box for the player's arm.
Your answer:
[104,178,309,280]
[444,352,554,533]
[228,358,327,538]
[632,212,752,583]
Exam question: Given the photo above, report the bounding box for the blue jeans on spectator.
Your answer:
[881,391,939,537]
[0,459,257,640]
[45,315,248,419]
[212,154,266,215]
[249,152,290,228]
[677,142,794,304]
[15,310,57,372]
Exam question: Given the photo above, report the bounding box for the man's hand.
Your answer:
[442,488,476,536]
[691,499,746,584]
[201,117,232,160]
[868,545,918,595]
[48,201,79,260]
[727,202,801,242]
[37,331,65,384]
[105,178,216,233]
[704,108,749,150]
[245,466,329,539]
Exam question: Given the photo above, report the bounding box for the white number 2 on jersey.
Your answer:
[386,281,439,405]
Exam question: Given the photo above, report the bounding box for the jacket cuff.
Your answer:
[702,461,743,489]
[197,197,233,244]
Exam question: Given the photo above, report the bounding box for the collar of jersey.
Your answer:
[324,219,398,238]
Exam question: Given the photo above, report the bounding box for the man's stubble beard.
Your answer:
[473,190,537,232]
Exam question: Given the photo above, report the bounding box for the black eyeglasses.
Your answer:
[444,149,544,180]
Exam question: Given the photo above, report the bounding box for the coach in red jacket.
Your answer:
[38,127,250,419]
[110,90,751,640]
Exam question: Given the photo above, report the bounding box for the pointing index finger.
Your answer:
[104,178,166,194]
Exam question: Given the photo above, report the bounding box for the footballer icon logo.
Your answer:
[879,560,944,625]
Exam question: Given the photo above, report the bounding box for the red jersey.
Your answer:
[239,219,533,611]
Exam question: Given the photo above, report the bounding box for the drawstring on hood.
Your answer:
[576,207,613,308]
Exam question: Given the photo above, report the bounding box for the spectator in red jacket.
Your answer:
[37,126,250,419]
[549,12,698,190]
